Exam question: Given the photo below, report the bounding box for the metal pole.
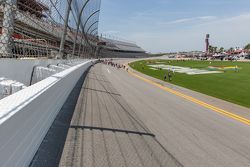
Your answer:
[90,28,98,36]
[72,0,91,56]
[86,21,99,35]
[77,35,84,57]
[59,0,72,58]
[0,0,17,57]
[82,41,88,58]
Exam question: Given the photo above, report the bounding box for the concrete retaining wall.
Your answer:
[0,59,67,85]
[0,60,93,167]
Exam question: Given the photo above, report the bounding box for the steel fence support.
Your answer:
[77,35,84,57]
[59,0,72,58]
[86,21,99,35]
[72,0,91,56]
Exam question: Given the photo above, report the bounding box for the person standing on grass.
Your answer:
[168,71,172,81]
[235,65,240,72]
[164,73,167,80]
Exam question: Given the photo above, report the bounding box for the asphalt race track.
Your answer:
[101,61,250,167]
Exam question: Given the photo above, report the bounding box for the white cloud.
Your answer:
[159,16,217,25]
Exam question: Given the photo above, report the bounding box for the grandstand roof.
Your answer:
[101,38,146,53]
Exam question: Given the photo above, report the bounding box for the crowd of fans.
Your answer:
[101,59,129,71]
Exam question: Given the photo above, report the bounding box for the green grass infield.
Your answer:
[129,59,250,108]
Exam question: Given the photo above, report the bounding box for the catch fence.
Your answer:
[0,0,101,58]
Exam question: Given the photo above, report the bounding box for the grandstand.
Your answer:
[98,37,148,58]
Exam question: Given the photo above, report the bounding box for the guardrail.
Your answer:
[0,60,93,167]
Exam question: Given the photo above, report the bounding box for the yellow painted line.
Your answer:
[128,70,250,125]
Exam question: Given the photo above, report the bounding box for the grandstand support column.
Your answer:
[77,36,84,57]
[95,46,100,58]
[58,0,72,58]
[82,41,88,58]
[85,45,90,58]
[0,0,17,57]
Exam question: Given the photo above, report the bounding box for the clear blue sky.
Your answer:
[99,0,250,53]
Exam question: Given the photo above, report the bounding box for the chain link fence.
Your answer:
[0,0,101,58]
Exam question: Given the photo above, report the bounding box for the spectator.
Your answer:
[168,71,172,81]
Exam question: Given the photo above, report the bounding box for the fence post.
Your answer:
[0,0,17,57]
[59,0,72,58]
[72,0,91,56]
[77,35,84,57]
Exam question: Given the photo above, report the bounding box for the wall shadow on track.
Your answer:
[29,68,90,167]
[57,64,183,167]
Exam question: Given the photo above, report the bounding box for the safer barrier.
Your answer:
[0,60,93,167]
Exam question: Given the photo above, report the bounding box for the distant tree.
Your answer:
[208,45,219,53]
[228,47,234,53]
[219,47,224,53]
[208,45,213,53]
[244,44,250,50]
[213,47,218,53]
